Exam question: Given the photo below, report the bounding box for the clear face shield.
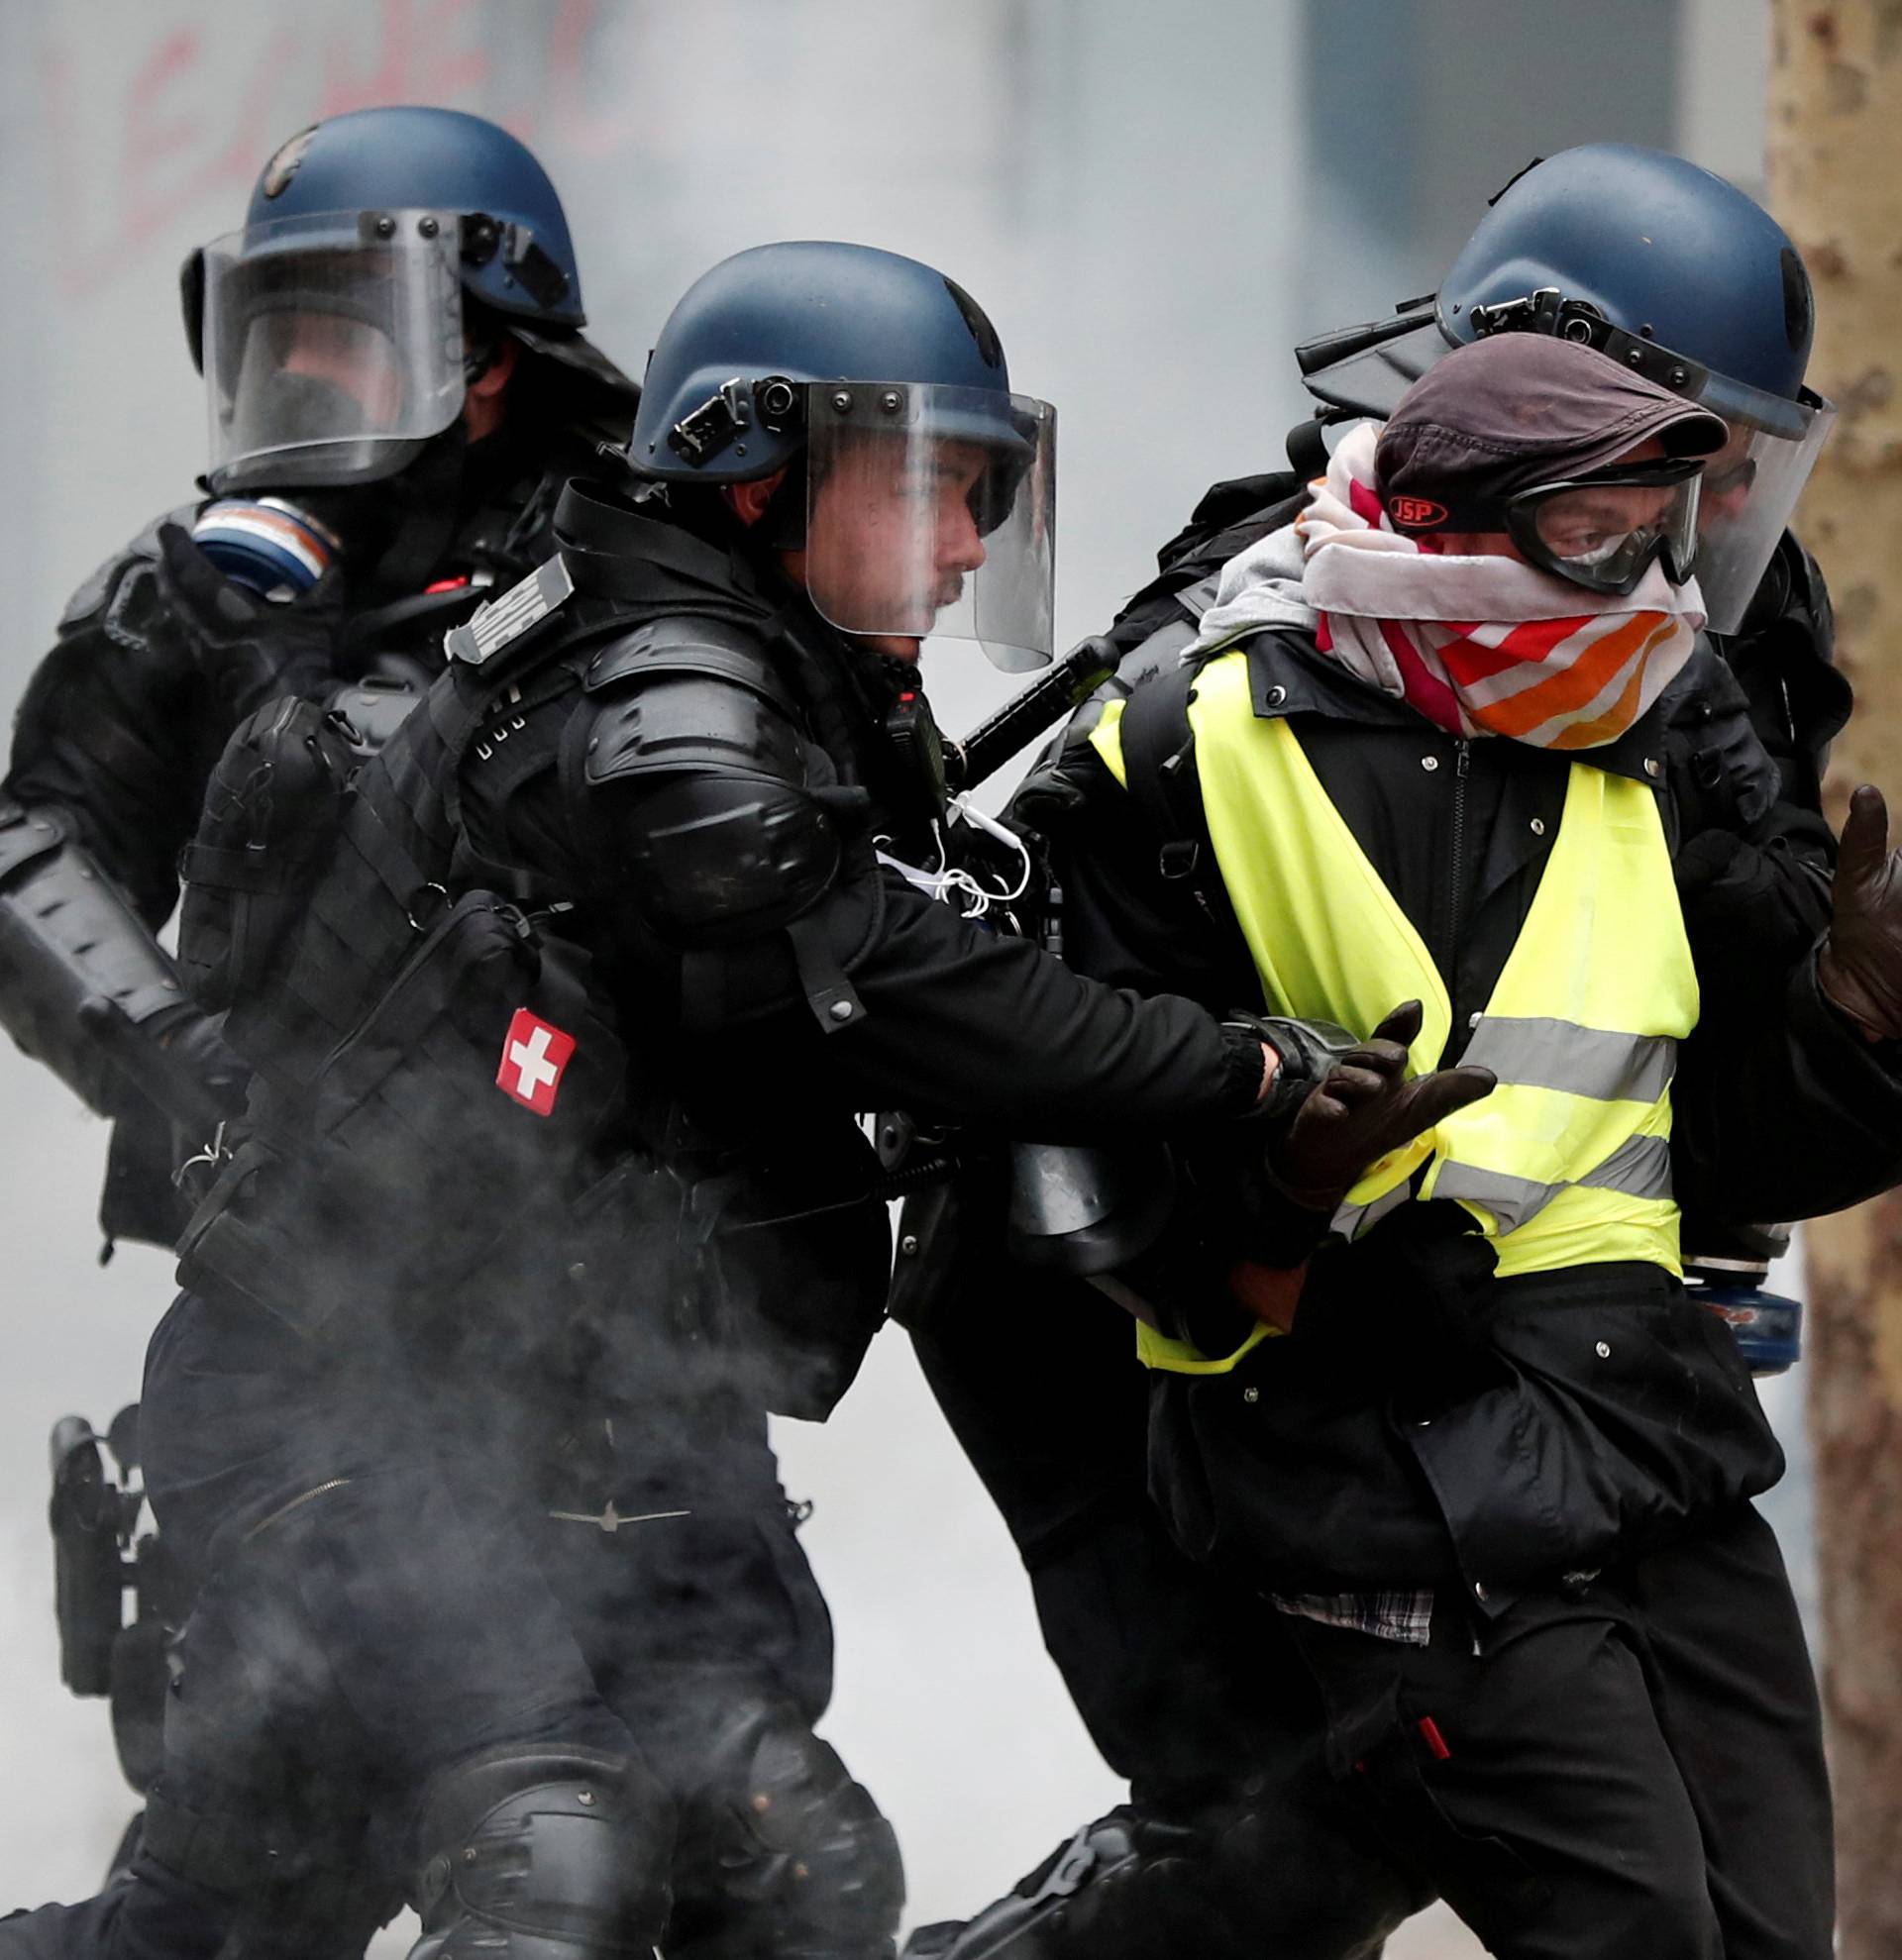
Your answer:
[802,382,1057,671]
[195,209,469,492]
[1680,372,1835,634]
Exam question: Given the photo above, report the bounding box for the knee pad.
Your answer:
[670,1702,903,1960]
[410,1745,674,1960]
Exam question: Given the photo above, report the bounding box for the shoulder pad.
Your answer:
[580,613,793,711]
[580,619,807,792]
[1115,610,1203,695]
[443,554,576,667]
[56,502,196,634]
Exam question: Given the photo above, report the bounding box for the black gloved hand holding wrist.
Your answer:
[1227,999,1496,1213]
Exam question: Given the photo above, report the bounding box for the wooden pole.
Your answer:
[1766,5,1902,1952]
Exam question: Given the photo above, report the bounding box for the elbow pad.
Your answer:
[578,617,843,943]
[0,801,197,1118]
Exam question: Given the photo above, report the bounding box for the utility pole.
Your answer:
[1766,5,1902,1953]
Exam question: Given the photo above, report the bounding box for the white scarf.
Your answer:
[1189,422,1706,749]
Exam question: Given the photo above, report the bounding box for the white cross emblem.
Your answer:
[509,1026,559,1097]
[496,1008,576,1116]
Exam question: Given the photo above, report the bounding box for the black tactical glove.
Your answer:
[1235,999,1496,1212]
[155,523,339,720]
[76,995,246,1135]
[151,1004,249,1122]
[1818,783,1902,1042]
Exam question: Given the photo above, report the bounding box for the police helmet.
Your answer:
[628,241,1057,670]
[1298,145,1834,632]
[181,106,635,493]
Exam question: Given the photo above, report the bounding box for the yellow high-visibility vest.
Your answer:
[1093,651,1698,1374]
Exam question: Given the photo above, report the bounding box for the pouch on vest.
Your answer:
[178,888,643,1354]
[677,1123,892,1420]
[176,696,367,1014]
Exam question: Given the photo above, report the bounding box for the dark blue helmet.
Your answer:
[188,105,584,355]
[627,240,1022,483]
[1297,144,1834,632]
[628,242,1058,671]
[182,107,634,492]
[1440,144,1813,406]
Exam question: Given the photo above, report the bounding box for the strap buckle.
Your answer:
[173,1120,233,1198]
[405,882,451,932]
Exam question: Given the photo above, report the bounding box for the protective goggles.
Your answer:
[1389,456,1705,595]
[1467,289,1836,630]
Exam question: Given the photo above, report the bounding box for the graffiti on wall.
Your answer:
[42,0,645,299]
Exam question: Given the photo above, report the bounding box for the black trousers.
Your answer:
[905,1223,1426,1956]
[907,1214,1829,1960]
[1284,1502,1833,1960]
[0,1290,898,1960]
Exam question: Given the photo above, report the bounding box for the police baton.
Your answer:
[944,636,1119,796]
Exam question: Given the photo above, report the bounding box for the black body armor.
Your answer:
[2,423,622,1252]
[176,505,898,1421]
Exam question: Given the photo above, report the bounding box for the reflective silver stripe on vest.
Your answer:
[1576,1130,1673,1201]
[1329,1024,1674,1240]
[1431,1131,1673,1234]
[1330,1181,1410,1242]
[1460,1018,1677,1105]
[1428,1162,1551,1232]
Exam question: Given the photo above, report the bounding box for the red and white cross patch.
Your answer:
[496,1008,576,1117]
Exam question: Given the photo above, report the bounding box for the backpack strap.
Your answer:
[1115,656,1243,953]
[239,597,596,1084]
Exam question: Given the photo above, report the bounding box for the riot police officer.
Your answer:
[0,99,637,1886]
[904,144,1853,1960]
[3,241,1479,1960]
[5,101,636,1244]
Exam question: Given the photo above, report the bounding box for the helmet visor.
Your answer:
[1506,459,1704,596]
[803,382,1057,671]
[200,210,467,491]
[1677,372,1835,633]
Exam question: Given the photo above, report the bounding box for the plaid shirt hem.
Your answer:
[1272,1588,1435,1646]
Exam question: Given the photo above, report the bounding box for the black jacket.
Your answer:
[4,417,615,1246]
[1033,625,1902,1599]
[462,486,1266,1138]
[8,426,605,931]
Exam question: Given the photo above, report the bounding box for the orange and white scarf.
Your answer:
[1189,422,1705,750]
